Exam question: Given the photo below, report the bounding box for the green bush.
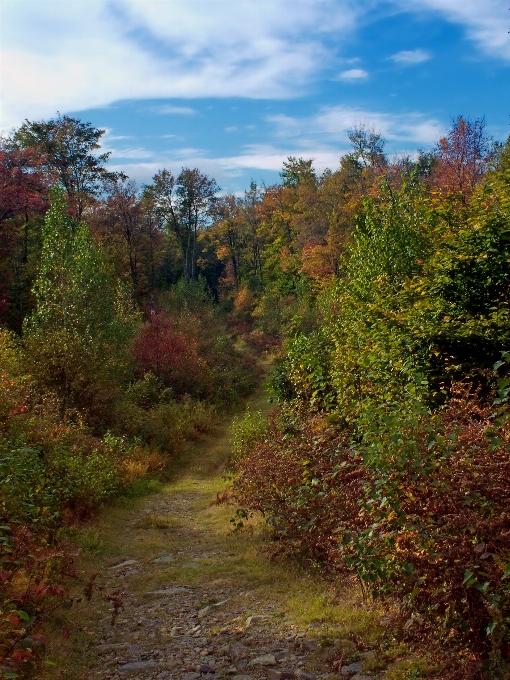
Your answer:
[230,408,268,460]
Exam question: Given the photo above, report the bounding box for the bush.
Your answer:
[230,408,268,461]
[234,376,510,674]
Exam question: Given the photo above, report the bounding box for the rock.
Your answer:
[341,663,363,677]
[232,676,253,680]
[143,586,190,598]
[268,671,296,680]
[153,555,176,563]
[248,654,276,667]
[110,560,138,569]
[200,664,215,673]
[359,651,375,660]
[267,672,282,680]
[229,642,247,663]
[307,622,322,630]
[198,599,229,618]
[296,673,315,680]
[118,660,161,674]
[351,676,373,680]
[226,668,238,675]
[245,615,270,628]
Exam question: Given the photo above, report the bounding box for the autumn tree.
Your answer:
[213,194,245,290]
[432,116,494,199]
[0,142,49,328]
[12,114,125,219]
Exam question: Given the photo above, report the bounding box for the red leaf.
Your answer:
[62,629,69,640]
[9,615,19,627]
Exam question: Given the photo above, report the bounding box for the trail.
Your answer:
[48,389,378,680]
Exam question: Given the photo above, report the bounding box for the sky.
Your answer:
[1,0,509,194]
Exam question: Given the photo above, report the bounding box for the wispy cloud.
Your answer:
[336,68,369,80]
[0,0,360,130]
[109,147,154,159]
[396,0,510,61]
[389,49,431,64]
[268,105,444,146]
[1,0,508,132]
[152,105,197,115]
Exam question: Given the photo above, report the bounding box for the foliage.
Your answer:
[148,168,219,282]
[230,408,268,461]
[12,114,125,218]
[23,188,137,425]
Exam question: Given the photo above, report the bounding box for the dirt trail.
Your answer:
[52,391,378,680]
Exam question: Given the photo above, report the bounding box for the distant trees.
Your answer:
[148,168,219,282]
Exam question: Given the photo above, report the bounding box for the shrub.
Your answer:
[234,376,510,674]
[230,408,268,461]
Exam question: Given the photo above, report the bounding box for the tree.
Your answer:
[432,116,494,199]
[280,157,317,188]
[347,124,387,170]
[150,168,219,282]
[213,194,245,290]
[24,188,135,424]
[0,141,49,329]
[12,114,125,219]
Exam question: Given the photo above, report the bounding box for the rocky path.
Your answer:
[62,401,378,680]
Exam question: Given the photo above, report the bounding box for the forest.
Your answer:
[1,113,510,679]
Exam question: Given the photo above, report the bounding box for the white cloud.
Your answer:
[152,106,197,115]
[105,104,445,188]
[109,147,154,159]
[396,0,510,61]
[337,68,369,80]
[1,0,508,133]
[109,144,345,188]
[269,106,444,146]
[0,0,361,131]
[389,49,431,64]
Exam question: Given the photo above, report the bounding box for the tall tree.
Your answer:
[432,116,494,200]
[347,124,387,171]
[0,141,49,328]
[12,114,125,219]
[24,188,135,423]
[150,168,219,282]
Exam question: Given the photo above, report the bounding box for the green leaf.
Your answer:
[463,570,474,584]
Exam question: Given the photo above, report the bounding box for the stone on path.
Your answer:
[143,586,190,598]
[152,554,176,563]
[245,614,270,628]
[248,654,276,667]
[109,560,138,570]
[198,599,229,618]
[118,660,162,674]
[341,662,363,677]
[267,670,297,680]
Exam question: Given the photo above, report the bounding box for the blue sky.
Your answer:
[1,0,509,194]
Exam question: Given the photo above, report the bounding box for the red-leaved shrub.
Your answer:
[133,313,203,396]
